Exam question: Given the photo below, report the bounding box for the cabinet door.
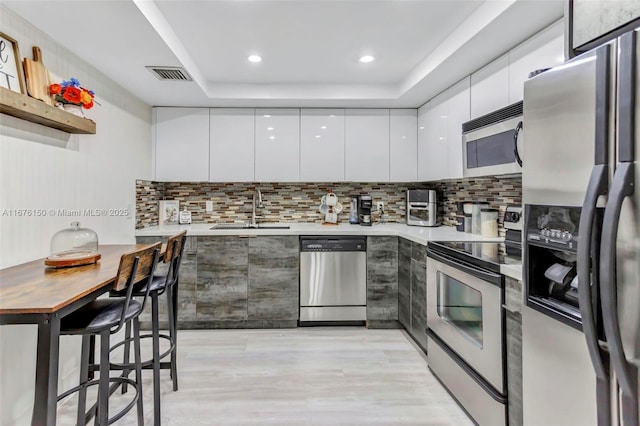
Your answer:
[248,236,299,321]
[446,77,470,179]
[509,21,564,104]
[417,103,430,181]
[210,108,255,182]
[410,242,427,351]
[255,109,300,182]
[366,236,398,321]
[154,107,209,181]
[345,109,390,182]
[470,54,509,119]
[196,237,248,321]
[398,238,412,329]
[418,93,448,182]
[300,109,345,181]
[390,109,418,182]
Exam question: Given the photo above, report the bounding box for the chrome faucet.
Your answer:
[251,189,264,226]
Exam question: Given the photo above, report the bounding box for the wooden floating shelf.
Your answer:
[0,86,96,134]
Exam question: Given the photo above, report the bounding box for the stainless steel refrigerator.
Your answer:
[522,27,640,426]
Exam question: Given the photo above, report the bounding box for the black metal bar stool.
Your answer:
[110,231,187,425]
[57,243,161,425]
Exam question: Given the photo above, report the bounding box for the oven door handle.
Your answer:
[427,250,502,286]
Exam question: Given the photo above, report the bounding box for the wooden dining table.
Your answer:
[0,244,163,426]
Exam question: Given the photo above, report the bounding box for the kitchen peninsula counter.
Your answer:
[135,223,503,245]
[135,224,513,330]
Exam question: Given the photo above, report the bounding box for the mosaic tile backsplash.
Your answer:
[136,176,522,236]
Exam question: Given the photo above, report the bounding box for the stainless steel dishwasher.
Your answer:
[299,236,367,323]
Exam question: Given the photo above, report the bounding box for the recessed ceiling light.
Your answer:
[269,135,275,140]
[402,136,406,139]
[248,55,262,63]
[263,114,271,118]
[315,135,321,138]
[321,126,327,130]
[419,126,425,130]
[267,127,274,131]
[359,55,375,63]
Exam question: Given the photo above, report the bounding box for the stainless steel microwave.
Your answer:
[462,101,523,177]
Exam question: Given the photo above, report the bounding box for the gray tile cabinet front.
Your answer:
[396,237,428,349]
[505,276,523,426]
[197,236,249,321]
[366,236,399,325]
[398,238,411,329]
[409,242,428,350]
[136,235,299,328]
[248,236,299,320]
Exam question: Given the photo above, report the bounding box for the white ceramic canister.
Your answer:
[480,209,499,238]
[471,203,490,235]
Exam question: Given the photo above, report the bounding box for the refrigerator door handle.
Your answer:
[600,162,638,426]
[578,164,611,426]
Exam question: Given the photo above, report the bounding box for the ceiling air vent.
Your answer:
[146,66,192,82]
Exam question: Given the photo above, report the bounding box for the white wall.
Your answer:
[0,6,152,425]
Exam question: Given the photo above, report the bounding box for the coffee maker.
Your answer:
[357,195,372,226]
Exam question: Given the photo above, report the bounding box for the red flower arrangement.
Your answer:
[49,78,96,110]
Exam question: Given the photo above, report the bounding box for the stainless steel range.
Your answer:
[426,240,520,425]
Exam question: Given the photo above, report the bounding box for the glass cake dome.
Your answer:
[49,221,99,260]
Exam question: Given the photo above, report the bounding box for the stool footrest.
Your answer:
[58,375,140,425]
[107,333,176,370]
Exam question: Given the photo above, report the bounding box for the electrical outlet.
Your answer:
[376,201,384,211]
[206,201,214,212]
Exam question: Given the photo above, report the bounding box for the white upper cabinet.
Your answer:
[254,109,300,182]
[154,107,210,182]
[419,93,449,182]
[345,109,390,182]
[209,108,255,182]
[508,21,564,104]
[300,109,345,182]
[389,109,418,182]
[470,54,510,119]
[417,103,430,181]
[446,77,470,179]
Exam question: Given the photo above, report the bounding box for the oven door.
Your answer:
[427,252,504,393]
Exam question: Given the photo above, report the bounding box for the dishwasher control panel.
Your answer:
[300,236,366,252]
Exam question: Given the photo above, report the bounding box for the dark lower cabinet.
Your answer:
[248,236,299,321]
[409,242,427,350]
[366,236,399,327]
[136,235,299,328]
[197,236,249,321]
[398,238,411,329]
[396,238,428,350]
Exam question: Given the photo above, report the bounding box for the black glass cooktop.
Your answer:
[428,241,522,274]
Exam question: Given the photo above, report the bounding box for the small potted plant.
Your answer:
[49,77,96,117]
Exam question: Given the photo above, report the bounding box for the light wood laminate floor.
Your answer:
[57,328,473,425]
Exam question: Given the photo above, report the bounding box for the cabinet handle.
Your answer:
[238,235,257,238]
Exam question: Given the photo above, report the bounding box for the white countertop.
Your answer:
[135,223,503,246]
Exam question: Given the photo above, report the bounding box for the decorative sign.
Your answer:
[159,200,180,224]
[0,32,26,93]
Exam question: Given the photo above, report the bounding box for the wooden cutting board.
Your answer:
[24,46,53,106]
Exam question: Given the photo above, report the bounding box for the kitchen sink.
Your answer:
[210,224,290,230]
